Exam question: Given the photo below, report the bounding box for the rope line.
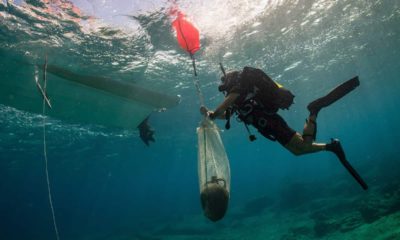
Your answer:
[177,17,192,54]
[193,75,205,107]
[41,57,60,240]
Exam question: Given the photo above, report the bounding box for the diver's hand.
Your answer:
[200,106,215,119]
[200,106,209,116]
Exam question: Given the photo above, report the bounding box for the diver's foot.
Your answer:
[326,138,345,160]
[307,97,326,116]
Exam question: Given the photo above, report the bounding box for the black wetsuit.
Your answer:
[226,67,296,145]
[232,97,296,146]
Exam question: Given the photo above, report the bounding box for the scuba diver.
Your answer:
[137,116,155,146]
[200,65,368,190]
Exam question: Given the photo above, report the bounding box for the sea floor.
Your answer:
[155,185,400,240]
[104,158,400,240]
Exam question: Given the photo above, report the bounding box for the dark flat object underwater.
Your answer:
[46,65,180,109]
[138,117,155,146]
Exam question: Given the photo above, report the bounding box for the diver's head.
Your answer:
[218,70,240,93]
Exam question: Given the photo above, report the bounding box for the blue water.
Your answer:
[1,0,400,239]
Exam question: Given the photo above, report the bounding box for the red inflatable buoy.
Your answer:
[172,12,200,55]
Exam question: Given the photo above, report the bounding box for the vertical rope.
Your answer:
[175,14,202,105]
[176,12,210,197]
[193,74,205,107]
[41,57,60,240]
[191,54,197,76]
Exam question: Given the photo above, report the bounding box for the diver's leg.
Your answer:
[287,133,350,158]
[286,136,368,189]
[258,113,324,155]
[284,133,326,156]
[302,114,318,143]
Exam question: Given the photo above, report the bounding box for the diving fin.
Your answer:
[326,139,368,190]
[308,76,360,115]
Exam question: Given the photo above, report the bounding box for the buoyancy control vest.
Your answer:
[219,66,295,113]
[219,67,295,141]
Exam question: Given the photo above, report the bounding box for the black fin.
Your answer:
[308,76,360,115]
[326,139,368,190]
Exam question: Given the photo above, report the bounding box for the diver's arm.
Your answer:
[201,92,240,120]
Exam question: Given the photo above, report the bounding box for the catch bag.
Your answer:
[197,118,230,222]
